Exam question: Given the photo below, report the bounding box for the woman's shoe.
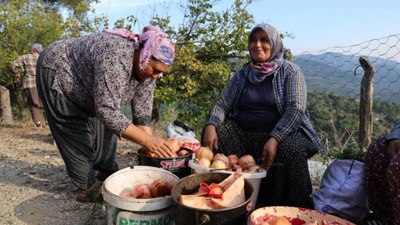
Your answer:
[76,182,103,203]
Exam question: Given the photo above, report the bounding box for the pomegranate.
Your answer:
[196,146,214,161]
[210,159,227,169]
[238,154,256,169]
[212,153,229,166]
[266,217,291,225]
[199,182,224,199]
[139,148,157,158]
[197,158,211,168]
[227,154,239,167]
[167,137,180,152]
[244,165,262,173]
[177,149,190,156]
[131,184,152,199]
[256,222,270,225]
[150,178,172,198]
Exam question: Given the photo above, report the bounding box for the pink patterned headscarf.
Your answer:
[104,25,175,70]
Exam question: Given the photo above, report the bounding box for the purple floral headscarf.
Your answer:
[104,25,175,70]
[248,23,284,84]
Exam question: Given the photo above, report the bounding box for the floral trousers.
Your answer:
[365,134,400,225]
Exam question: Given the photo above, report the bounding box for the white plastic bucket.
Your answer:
[102,166,180,225]
[188,160,266,209]
[106,204,175,225]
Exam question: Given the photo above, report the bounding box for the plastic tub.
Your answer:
[188,159,267,210]
[138,151,193,178]
[247,206,355,225]
[102,166,180,225]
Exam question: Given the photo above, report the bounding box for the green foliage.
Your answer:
[308,91,400,160]
[43,0,96,15]
[327,140,367,162]
[152,0,254,134]
[0,0,108,116]
[0,0,64,87]
[174,0,254,62]
[105,15,138,32]
[155,45,232,133]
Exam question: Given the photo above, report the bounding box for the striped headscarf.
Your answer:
[248,23,284,84]
[104,25,175,70]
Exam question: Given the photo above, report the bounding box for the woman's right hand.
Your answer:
[261,137,279,170]
[144,136,177,158]
[202,125,218,150]
[121,124,176,158]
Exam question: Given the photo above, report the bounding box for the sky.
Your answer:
[91,0,400,55]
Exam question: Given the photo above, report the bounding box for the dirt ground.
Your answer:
[0,122,139,225]
[0,122,328,225]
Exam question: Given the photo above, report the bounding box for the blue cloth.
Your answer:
[386,120,400,143]
[313,159,369,221]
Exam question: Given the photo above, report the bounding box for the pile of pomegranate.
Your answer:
[140,137,191,158]
[195,147,262,173]
[119,178,173,199]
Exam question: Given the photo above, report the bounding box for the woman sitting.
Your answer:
[365,120,400,225]
[202,23,324,208]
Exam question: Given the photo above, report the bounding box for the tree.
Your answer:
[0,0,103,120]
[151,0,255,131]
[0,0,62,120]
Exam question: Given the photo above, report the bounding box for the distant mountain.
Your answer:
[294,52,400,104]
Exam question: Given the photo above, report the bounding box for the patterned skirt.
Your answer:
[211,119,318,208]
[365,134,400,225]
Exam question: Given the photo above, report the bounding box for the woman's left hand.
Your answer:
[261,137,279,170]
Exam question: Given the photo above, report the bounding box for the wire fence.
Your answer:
[294,34,400,104]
